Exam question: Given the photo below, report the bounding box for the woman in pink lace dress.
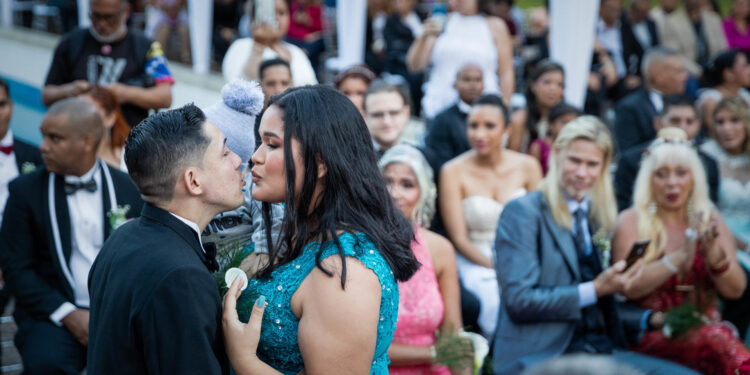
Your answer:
[379,144,473,374]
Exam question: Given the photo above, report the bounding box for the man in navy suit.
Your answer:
[0,97,143,374]
[614,47,687,152]
[492,116,697,375]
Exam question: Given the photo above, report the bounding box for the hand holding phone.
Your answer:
[255,0,278,29]
[625,240,650,271]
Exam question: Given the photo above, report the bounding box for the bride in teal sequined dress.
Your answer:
[222,86,420,374]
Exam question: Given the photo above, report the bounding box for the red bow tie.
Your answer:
[0,145,13,155]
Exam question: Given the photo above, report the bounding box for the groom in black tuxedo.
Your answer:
[88,104,245,374]
[0,97,142,374]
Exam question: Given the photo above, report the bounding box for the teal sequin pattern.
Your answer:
[236,232,399,374]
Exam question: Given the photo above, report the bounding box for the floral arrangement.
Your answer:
[592,229,612,267]
[661,303,708,339]
[107,204,130,232]
[213,241,254,296]
[21,162,37,174]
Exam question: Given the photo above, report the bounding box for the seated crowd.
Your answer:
[4,0,750,374]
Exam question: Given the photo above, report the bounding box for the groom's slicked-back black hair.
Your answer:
[125,103,210,204]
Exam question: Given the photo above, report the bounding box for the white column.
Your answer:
[187,0,212,74]
[330,0,366,71]
[549,0,599,109]
[78,0,90,28]
[1,0,11,28]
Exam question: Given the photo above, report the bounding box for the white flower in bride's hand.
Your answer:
[593,229,612,268]
[107,204,131,231]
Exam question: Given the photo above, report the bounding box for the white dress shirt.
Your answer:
[649,90,664,113]
[456,100,472,115]
[50,163,104,324]
[170,212,204,250]
[0,130,18,229]
[596,18,626,78]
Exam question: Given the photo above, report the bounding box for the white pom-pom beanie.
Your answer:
[203,79,264,165]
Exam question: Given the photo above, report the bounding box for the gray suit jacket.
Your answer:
[492,191,624,375]
[661,9,727,76]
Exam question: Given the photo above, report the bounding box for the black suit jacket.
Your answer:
[614,89,659,153]
[425,103,471,171]
[12,138,43,173]
[615,140,720,211]
[0,163,142,323]
[621,15,659,78]
[87,204,229,375]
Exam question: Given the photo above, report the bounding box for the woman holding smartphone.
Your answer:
[222,0,317,86]
[611,134,749,375]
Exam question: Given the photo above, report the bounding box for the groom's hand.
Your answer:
[62,308,89,346]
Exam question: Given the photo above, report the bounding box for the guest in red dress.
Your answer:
[612,129,750,375]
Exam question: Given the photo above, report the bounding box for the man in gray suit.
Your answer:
[492,116,698,375]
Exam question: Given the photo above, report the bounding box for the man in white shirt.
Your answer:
[0,97,142,374]
[492,117,698,375]
[0,78,44,228]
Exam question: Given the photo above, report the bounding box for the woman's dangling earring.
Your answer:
[687,196,695,223]
[648,200,657,216]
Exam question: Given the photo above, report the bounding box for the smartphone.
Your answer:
[255,0,277,29]
[431,3,447,30]
[625,240,650,270]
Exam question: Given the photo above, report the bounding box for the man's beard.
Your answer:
[89,24,127,44]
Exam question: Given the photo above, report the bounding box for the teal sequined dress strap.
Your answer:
[238,232,399,375]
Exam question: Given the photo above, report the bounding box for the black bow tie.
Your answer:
[203,242,219,272]
[64,179,97,195]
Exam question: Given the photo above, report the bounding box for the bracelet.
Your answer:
[429,345,437,363]
[661,255,679,274]
[710,261,731,276]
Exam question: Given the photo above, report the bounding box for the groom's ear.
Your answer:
[182,167,203,196]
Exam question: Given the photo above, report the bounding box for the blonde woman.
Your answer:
[493,116,695,375]
[701,97,750,248]
[379,144,473,375]
[612,134,750,375]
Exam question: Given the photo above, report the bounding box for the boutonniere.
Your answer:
[593,229,612,267]
[107,204,130,231]
[21,162,37,174]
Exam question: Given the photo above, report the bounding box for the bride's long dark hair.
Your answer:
[257,85,420,286]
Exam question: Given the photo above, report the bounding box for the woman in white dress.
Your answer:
[696,49,750,131]
[406,0,514,118]
[701,97,750,250]
[439,95,542,337]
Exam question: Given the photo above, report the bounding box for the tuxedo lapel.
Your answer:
[540,203,580,280]
[141,204,210,270]
[53,175,73,263]
[101,167,112,240]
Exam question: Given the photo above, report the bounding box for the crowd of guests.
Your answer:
[4,0,750,374]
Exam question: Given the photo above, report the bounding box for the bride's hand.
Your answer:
[222,278,267,371]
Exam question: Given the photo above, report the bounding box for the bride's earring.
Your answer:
[648,200,657,216]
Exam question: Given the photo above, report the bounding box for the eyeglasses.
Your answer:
[89,11,122,24]
[368,107,405,119]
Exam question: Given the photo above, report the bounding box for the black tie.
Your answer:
[573,207,588,256]
[64,179,97,195]
[203,242,219,272]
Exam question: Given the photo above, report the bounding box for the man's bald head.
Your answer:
[47,97,104,145]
